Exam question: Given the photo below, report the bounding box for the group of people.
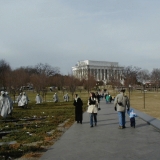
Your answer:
[1,89,137,128]
[73,89,137,129]
[73,92,101,127]
[114,89,137,128]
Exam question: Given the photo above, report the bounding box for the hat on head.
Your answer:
[120,89,125,93]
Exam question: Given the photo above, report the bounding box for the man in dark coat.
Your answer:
[73,94,83,124]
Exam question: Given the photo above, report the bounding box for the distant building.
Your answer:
[72,60,124,83]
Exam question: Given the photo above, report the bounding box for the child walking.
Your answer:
[127,109,137,128]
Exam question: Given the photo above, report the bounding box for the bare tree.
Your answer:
[50,74,65,91]
[123,66,141,87]
[0,59,11,90]
[66,75,78,100]
[151,68,160,91]
[137,69,150,83]
[30,73,48,101]
[83,75,96,93]
[6,68,30,101]
[35,63,60,76]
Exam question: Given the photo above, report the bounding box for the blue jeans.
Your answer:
[106,100,109,104]
[118,111,125,127]
[90,113,97,126]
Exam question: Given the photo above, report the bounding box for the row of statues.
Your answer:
[53,93,69,102]
[0,91,70,118]
[17,92,69,104]
[17,92,43,106]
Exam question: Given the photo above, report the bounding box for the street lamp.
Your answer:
[143,83,146,109]
[96,83,98,91]
[129,85,131,101]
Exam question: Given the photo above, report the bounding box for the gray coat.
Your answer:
[114,92,130,112]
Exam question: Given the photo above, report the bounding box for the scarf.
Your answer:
[75,96,79,102]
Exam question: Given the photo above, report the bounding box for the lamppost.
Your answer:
[143,83,146,109]
[96,82,99,91]
[129,85,131,101]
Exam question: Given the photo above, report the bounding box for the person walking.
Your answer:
[127,108,137,128]
[114,89,130,129]
[95,92,101,110]
[73,94,83,124]
[105,93,110,104]
[87,92,98,127]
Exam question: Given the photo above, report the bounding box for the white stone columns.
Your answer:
[104,69,106,80]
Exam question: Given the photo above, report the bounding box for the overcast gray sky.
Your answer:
[0,0,160,74]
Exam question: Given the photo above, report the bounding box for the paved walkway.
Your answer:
[40,99,160,160]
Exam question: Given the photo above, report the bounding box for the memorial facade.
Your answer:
[72,60,124,83]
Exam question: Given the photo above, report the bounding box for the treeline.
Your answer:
[1,59,160,98]
[0,59,96,99]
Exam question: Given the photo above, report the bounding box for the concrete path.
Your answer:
[40,99,160,160]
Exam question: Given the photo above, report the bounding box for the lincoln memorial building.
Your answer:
[72,60,124,83]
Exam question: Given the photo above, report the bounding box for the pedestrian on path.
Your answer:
[95,92,101,110]
[114,89,130,129]
[87,92,98,127]
[105,93,111,103]
[73,94,83,124]
[127,108,137,128]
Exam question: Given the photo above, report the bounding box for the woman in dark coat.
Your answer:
[73,94,83,124]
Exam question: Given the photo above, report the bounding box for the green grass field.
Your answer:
[0,91,88,159]
[106,89,160,120]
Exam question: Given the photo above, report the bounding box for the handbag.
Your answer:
[87,105,94,113]
[118,102,123,106]
[117,96,123,106]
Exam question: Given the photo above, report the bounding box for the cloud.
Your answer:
[0,0,160,74]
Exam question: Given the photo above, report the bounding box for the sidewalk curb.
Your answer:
[134,108,160,131]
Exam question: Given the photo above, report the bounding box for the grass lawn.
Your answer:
[108,89,160,120]
[128,90,160,120]
[0,90,88,159]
